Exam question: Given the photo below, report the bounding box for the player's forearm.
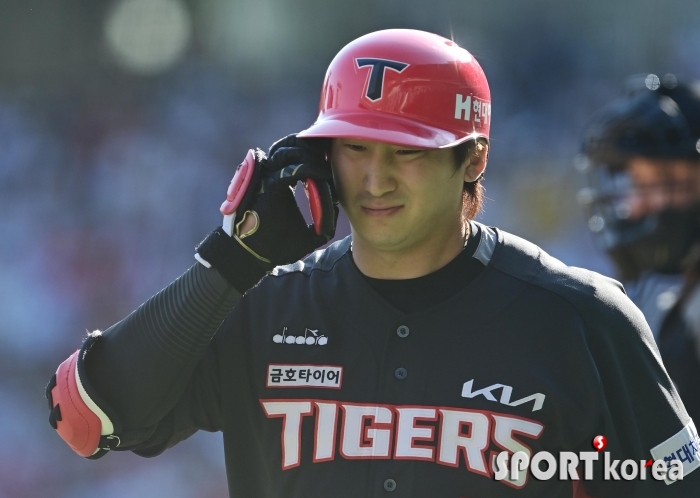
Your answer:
[83,262,241,429]
[47,140,337,459]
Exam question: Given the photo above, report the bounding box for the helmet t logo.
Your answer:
[355,58,409,101]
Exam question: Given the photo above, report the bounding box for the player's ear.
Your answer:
[463,142,488,183]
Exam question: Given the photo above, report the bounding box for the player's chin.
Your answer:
[352,222,412,250]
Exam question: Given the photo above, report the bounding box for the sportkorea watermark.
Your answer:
[494,422,700,486]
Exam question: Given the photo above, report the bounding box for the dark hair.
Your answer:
[452,139,486,223]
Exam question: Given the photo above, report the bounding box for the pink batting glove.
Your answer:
[220,149,256,235]
[221,149,256,215]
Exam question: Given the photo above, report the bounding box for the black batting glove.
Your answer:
[197,135,338,290]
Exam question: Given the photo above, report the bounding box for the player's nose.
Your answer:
[362,149,397,198]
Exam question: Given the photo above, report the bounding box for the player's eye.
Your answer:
[396,148,422,156]
[344,143,366,152]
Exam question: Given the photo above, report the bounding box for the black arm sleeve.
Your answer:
[120,336,225,457]
[83,262,241,433]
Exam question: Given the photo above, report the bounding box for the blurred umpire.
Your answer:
[579,74,700,424]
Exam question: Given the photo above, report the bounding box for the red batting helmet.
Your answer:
[297,29,491,149]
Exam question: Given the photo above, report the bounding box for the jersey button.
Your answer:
[383,478,397,492]
[396,325,410,338]
[394,367,407,380]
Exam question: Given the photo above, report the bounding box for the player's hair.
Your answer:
[452,139,487,224]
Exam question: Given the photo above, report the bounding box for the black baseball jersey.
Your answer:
[620,272,700,429]
[80,222,699,497]
[657,283,700,431]
[624,273,683,340]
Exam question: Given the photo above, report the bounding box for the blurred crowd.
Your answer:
[1,0,699,496]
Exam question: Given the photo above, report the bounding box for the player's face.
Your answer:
[330,138,472,252]
[623,157,700,219]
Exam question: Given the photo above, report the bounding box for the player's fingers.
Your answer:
[269,145,328,168]
[267,134,298,157]
[296,136,331,156]
[267,147,305,172]
[279,163,333,182]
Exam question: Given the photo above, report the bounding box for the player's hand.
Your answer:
[219,134,338,267]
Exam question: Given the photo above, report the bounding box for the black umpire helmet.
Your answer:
[578,74,700,280]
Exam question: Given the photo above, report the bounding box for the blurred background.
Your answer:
[1,0,699,496]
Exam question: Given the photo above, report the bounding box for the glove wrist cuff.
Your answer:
[195,227,272,292]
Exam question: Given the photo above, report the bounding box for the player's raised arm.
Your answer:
[45,135,338,459]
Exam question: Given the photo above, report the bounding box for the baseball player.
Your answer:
[580,75,700,431]
[47,30,698,497]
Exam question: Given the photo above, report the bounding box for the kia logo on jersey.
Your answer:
[273,327,328,345]
[462,379,545,412]
[355,58,409,101]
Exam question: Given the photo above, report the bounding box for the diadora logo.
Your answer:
[461,379,545,412]
[273,327,328,346]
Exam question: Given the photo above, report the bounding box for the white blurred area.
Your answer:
[199,0,293,70]
[1,0,699,496]
[105,0,192,74]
